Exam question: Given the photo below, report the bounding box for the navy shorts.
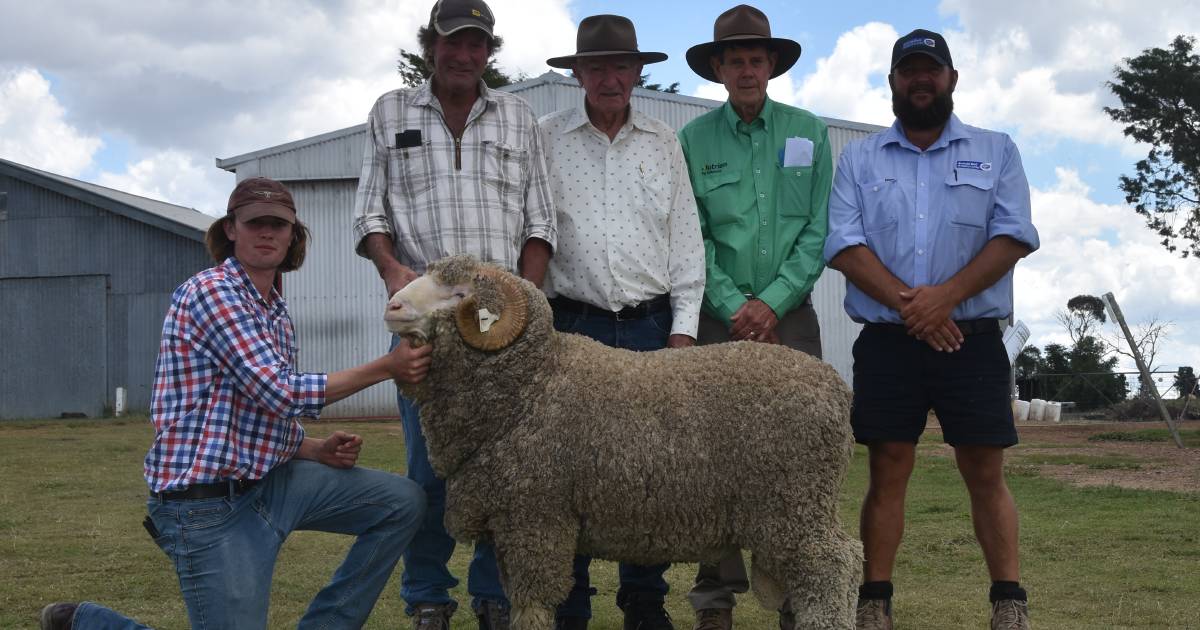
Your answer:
[850,323,1017,447]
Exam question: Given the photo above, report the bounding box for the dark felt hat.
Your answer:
[546,14,667,68]
[685,4,801,83]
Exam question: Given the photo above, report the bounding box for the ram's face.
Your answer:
[385,275,470,338]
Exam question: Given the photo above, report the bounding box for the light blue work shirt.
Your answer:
[823,114,1040,324]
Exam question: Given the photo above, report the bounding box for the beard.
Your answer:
[892,88,954,130]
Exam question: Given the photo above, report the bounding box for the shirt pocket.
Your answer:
[482,141,528,213]
[636,161,672,220]
[857,178,901,263]
[945,171,994,229]
[696,169,743,228]
[388,145,436,201]
[778,165,813,217]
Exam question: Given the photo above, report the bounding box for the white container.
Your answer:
[1044,401,1062,423]
[1013,399,1030,423]
[115,387,127,417]
[1028,398,1046,423]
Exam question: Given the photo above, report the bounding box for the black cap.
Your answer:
[891,29,952,69]
[429,0,495,37]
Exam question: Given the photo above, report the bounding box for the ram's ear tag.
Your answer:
[478,308,500,333]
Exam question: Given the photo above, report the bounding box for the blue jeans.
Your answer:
[72,602,152,629]
[76,459,424,629]
[393,338,509,615]
[551,305,673,618]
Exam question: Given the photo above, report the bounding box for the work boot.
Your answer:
[620,592,674,630]
[855,598,893,630]
[555,616,589,630]
[692,607,732,630]
[39,603,78,630]
[412,602,456,630]
[990,599,1031,630]
[476,599,511,630]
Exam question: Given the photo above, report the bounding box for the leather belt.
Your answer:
[549,294,670,321]
[151,478,259,502]
[866,319,1000,336]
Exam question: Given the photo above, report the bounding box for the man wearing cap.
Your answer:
[677,6,831,629]
[538,13,705,630]
[352,1,556,629]
[824,29,1038,630]
[40,177,433,630]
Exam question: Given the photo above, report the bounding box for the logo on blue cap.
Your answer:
[903,37,937,50]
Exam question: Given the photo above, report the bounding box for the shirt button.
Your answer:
[761,220,768,226]
[918,214,925,219]
[758,193,765,198]
[755,168,761,174]
[919,182,926,187]
[918,249,925,255]
[872,186,879,192]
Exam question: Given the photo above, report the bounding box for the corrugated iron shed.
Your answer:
[0,159,213,419]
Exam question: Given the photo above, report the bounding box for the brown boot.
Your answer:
[855,598,893,630]
[692,608,732,630]
[990,599,1030,630]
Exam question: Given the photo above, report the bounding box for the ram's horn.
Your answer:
[455,268,529,351]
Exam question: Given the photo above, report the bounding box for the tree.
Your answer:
[1099,315,1173,378]
[1104,36,1200,257]
[637,74,680,93]
[397,48,523,89]
[1056,294,1107,346]
[1175,366,1197,399]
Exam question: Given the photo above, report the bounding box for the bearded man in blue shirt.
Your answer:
[824,29,1039,630]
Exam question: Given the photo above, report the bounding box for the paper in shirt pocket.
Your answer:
[781,137,813,167]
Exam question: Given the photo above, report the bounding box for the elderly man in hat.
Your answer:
[351,0,556,628]
[41,177,432,630]
[677,6,832,628]
[825,29,1037,630]
[538,13,705,630]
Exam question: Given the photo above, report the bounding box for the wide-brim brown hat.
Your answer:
[686,4,801,82]
[547,14,667,68]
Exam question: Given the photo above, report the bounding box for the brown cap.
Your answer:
[546,14,667,68]
[429,0,495,37]
[685,4,801,83]
[226,177,296,224]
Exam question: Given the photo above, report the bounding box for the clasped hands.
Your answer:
[898,284,963,352]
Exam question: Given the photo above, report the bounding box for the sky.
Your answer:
[1,0,1198,380]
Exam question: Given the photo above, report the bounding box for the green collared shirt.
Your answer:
[678,97,832,325]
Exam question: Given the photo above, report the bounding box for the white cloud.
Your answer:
[1017,168,1200,370]
[0,67,102,176]
[96,150,230,217]
[791,22,897,126]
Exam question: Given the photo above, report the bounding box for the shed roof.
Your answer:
[0,158,213,240]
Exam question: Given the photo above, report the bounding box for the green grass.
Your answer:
[2,418,1198,628]
[1089,429,1200,447]
[1012,453,1150,470]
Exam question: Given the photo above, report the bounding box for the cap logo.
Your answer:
[903,37,936,50]
[253,190,276,199]
[471,8,481,16]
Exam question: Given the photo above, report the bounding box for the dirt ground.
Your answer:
[926,420,1200,493]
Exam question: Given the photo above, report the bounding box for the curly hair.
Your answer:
[204,216,311,273]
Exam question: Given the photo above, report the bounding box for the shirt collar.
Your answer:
[722,96,774,134]
[411,78,494,109]
[222,257,284,311]
[882,113,970,152]
[562,105,659,137]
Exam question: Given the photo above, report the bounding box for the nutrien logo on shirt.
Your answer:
[956,160,992,172]
[701,162,728,175]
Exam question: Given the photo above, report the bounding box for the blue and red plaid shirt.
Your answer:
[145,257,327,493]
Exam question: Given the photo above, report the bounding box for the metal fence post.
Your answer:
[1102,292,1185,448]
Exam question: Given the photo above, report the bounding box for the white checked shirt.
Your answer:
[353,79,556,273]
[539,107,705,338]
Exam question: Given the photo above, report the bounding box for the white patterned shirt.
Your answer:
[353,79,557,273]
[538,107,705,338]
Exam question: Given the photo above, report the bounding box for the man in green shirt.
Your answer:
[677,5,832,630]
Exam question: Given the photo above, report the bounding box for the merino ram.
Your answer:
[385,255,862,629]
